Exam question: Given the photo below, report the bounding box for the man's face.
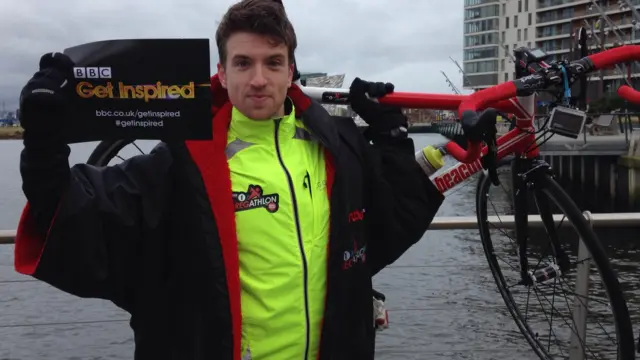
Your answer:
[218,32,294,120]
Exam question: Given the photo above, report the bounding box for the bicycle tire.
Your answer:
[476,162,635,360]
[87,139,135,166]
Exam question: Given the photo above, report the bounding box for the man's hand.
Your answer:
[19,53,75,232]
[349,77,408,143]
[19,52,75,148]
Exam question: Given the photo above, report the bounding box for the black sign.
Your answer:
[62,39,212,143]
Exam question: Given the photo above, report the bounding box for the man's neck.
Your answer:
[271,104,285,119]
[257,98,292,120]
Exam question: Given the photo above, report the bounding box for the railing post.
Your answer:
[625,108,630,144]
[569,210,592,360]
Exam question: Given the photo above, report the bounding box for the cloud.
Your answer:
[0,0,466,111]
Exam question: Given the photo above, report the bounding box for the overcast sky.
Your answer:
[0,0,466,111]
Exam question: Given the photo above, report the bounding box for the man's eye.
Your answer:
[235,60,249,67]
[269,60,283,67]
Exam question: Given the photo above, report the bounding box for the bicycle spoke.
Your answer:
[556,277,617,346]
[531,288,567,358]
[477,162,629,360]
[535,286,602,359]
[132,141,145,155]
[547,278,558,353]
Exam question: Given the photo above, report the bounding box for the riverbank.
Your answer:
[0,127,22,140]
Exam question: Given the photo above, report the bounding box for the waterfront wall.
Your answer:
[541,134,640,209]
[436,121,640,209]
[541,154,634,208]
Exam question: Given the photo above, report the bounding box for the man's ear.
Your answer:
[288,63,294,88]
[217,63,227,88]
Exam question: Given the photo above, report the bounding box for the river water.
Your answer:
[0,134,638,359]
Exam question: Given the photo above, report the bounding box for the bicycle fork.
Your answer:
[512,157,571,287]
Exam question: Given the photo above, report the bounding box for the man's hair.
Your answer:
[215,0,297,66]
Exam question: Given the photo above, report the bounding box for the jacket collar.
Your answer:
[209,74,340,155]
[228,100,297,146]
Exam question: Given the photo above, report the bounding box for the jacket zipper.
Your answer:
[274,119,311,360]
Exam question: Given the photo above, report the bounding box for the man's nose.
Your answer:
[250,67,268,87]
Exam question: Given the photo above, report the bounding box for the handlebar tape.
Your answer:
[618,85,640,103]
[377,92,464,109]
[338,46,640,164]
[585,47,640,104]
[587,45,640,70]
[458,82,518,117]
[447,82,518,163]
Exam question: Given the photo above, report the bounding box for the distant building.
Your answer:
[0,109,18,126]
[463,0,640,96]
[299,72,328,85]
[303,74,361,122]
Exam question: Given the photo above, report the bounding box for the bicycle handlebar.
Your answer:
[298,86,467,109]
[298,46,640,163]
[618,84,640,103]
[451,45,640,163]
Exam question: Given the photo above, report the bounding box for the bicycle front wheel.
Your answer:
[476,160,635,360]
[87,139,137,166]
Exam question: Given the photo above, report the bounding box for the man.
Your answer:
[14,0,443,359]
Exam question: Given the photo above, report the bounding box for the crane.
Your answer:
[441,70,461,95]
[449,56,472,88]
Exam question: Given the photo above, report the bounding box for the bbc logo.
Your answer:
[73,67,112,79]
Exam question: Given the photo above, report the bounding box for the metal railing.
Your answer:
[1,212,638,243]
[1,212,639,360]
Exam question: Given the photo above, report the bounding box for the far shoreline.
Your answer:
[0,127,23,140]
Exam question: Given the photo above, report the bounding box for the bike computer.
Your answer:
[515,47,549,64]
[546,106,587,139]
[528,48,548,61]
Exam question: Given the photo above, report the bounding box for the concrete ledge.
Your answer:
[538,134,629,156]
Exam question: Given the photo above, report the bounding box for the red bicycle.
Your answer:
[303,45,640,359]
[87,46,640,359]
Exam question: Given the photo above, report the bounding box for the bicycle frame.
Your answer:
[300,85,540,194]
[301,46,640,194]
[297,45,640,359]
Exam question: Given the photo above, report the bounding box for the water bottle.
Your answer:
[415,145,445,177]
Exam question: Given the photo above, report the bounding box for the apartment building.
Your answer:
[463,0,501,89]
[463,0,640,97]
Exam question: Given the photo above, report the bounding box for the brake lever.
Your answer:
[480,128,500,186]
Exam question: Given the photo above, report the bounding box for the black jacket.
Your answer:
[15,88,444,360]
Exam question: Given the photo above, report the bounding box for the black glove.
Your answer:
[19,52,75,149]
[19,52,74,233]
[349,77,408,144]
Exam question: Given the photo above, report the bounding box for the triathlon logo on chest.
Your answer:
[232,184,280,213]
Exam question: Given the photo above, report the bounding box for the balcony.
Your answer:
[573,2,640,20]
[464,18,500,34]
[464,0,499,8]
[538,0,591,11]
[463,45,500,61]
[538,35,640,57]
[537,23,573,40]
[463,73,499,89]
[537,8,575,25]
[464,59,500,74]
[464,4,500,22]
